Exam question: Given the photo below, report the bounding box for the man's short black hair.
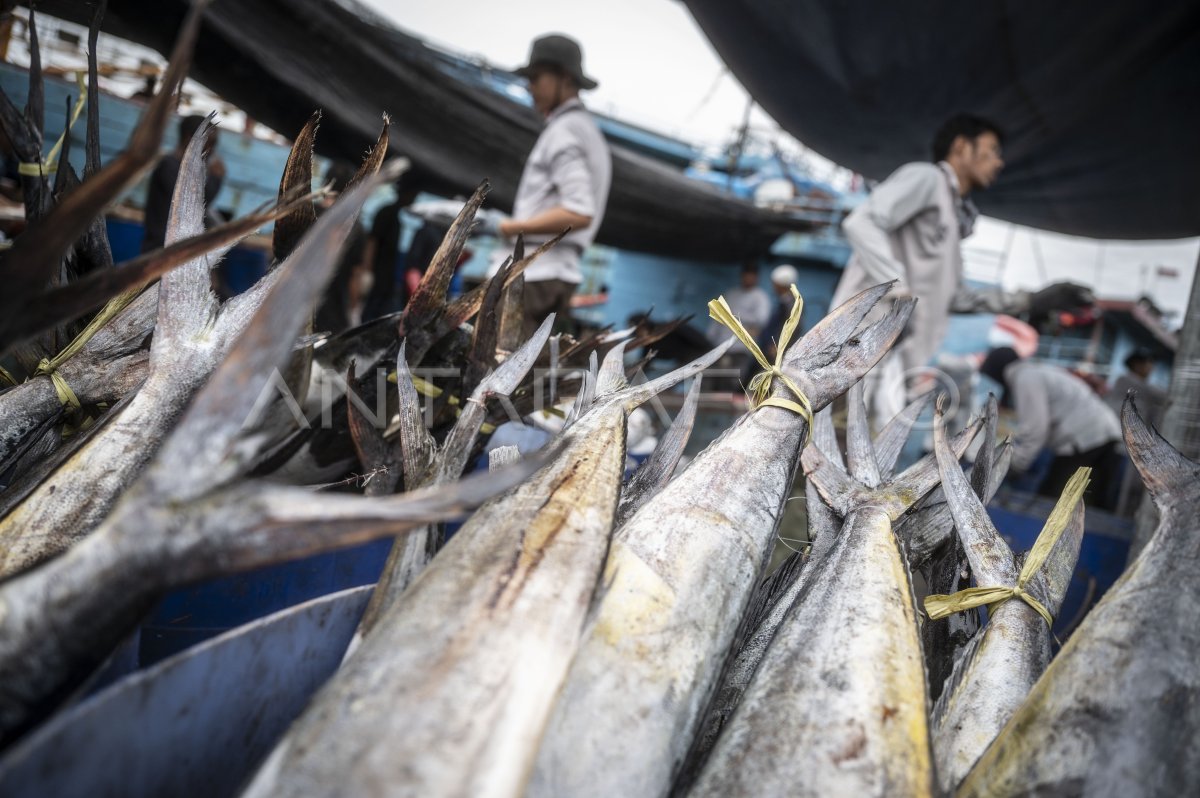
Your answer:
[931,114,1004,162]
[1124,348,1154,371]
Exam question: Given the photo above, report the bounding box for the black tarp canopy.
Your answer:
[684,0,1200,241]
[37,0,810,262]
[683,0,1200,557]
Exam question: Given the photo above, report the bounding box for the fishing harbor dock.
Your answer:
[0,2,1197,796]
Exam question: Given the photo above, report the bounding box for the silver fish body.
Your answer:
[685,411,980,798]
[958,398,1200,797]
[240,346,728,798]
[675,391,925,788]
[926,401,1084,794]
[689,506,933,797]
[528,284,915,798]
[0,122,274,576]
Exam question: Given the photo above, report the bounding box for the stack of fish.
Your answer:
[1,6,1198,798]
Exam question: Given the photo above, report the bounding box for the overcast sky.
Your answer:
[362,0,1198,322]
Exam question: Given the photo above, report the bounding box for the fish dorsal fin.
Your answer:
[846,379,881,487]
[969,393,1000,500]
[595,341,630,397]
[462,255,512,396]
[873,389,933,479]
[401,181,487,338]
[272,111,320,263]
[564,352,599,428]
[149,115,222,360]
[616,375,702,527]
[734,549,808,653]
[393,341,438,487]
[812,405,843,470]
[343,115,389,195]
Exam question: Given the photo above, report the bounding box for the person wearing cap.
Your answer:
[980,346,1122,509]
[485,34,612,336]
[760,263,800,361]
[832,113,1094,426]
[1106,348,1167,427]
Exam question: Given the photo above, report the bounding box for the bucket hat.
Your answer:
[515,34,598,90]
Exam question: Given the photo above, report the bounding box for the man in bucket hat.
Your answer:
[485,34,612,336]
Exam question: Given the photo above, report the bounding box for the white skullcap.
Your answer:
[771,264,799,285]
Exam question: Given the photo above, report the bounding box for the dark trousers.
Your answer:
[1038,440,1122,511]
[523,279,577,338]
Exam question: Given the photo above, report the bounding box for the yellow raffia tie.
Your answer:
[708,284,814,435]
[35,358,80,410]
[32,287,143,411]
[0,364,17,386]
[924,467,1092,628]
[19,72,88,177]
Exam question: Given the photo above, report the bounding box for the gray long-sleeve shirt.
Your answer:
[509,98,612,284]
[1004,360,1121,471]
[831,162,1031,371]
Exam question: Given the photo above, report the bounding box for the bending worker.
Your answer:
[830,113,1092,424]
[980,347,1122,509]
[484,34,613,336]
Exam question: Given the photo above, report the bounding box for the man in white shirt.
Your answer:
[831,114,1092,425]
[708,263,772,389]
[487,34,612,336]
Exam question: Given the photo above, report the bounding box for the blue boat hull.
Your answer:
[0,586,372,798]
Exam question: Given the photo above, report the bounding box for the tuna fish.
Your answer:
[239,339,732,798]
[0,116,373,577]
[957,396,1200,797]
[926,398,1085,794]
[0,163,549,745]
[675,387,934,791]
[527,283,916,798]
[683,404,982,798]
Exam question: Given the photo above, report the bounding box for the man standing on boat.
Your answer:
[831,113,1092,425]
[483,34,612,336]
